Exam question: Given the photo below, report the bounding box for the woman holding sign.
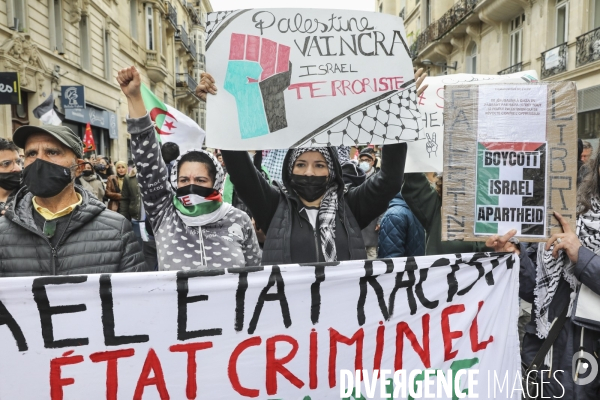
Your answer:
[195,72,427,265]
[117,66,262,270]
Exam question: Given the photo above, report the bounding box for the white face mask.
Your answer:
[359,161,371,172]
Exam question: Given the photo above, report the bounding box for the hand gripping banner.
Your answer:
[0,253,520,399]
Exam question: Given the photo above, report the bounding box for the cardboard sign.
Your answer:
[442,82,577,242]
[205,9,421,150]
[408,71,538,173]
[61,85,85,109]
[0,72,21,105]
[0,254,520,399]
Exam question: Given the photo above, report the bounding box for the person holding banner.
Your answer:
[486,163,600,398]
[117,66,262,270]
[196,72,423,265]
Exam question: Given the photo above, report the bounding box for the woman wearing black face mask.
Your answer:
[221,144,407,265]
[0,139,23,212]
[117,65,262,270]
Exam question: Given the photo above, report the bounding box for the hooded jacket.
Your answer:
[78,172,105,201]
[127,114,262,270]
[221,143,407,265]
[0,185,147,276]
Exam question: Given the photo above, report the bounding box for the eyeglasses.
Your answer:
[0,159,23,170]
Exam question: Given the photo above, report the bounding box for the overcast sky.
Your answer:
[211,0,374,12]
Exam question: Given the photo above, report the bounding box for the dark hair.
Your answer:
[177,151,217,184]
[578,146,600,215]
[162,142,180,164]
[0,138,19,153]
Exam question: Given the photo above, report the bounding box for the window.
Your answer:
[49,0,64,53]
[104,28,112,80]
[175,56,180,73]
[164,92,168,104]
[379,3,382,13]
[467,43,477,73]
[145,5,154,50]
[130,0,138,41]
[556,1,568,45]
[509,14,524,66]
[594,0,600,29]
[7,0,27,32]
[425,0,432,26]
[79,15,91,70]
[158,15,164,55]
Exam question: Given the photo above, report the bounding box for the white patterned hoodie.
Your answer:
[127,114,261,270]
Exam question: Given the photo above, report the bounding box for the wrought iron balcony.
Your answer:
[175,25,189,51]
[189,7,202,26]
[176,73,198,90]
[576,26,600,67]
[412,0,478,57]
[541,42,567,79]
[498,62,523,75]
[166,2,177,29]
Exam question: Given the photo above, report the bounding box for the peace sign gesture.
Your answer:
[426,132,438,157]
[545,212,581,262]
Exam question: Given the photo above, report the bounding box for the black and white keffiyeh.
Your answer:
[535,198,600,339]
[288,148,339,262]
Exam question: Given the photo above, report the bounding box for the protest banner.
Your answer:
[0,254,521,399]
[442,82,577,242]
[0,72,21,105]
[204,9,421,150]
[408,71,538,173]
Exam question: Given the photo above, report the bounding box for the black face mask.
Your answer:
[95,164,107,172]
[82,170,94,177]
[290,174,329,202]
[22,158,74,198]
[0,171,21,191]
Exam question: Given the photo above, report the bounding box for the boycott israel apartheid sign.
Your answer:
[0,254,520,399]
[442,82,577,242]
[205,9,421,150]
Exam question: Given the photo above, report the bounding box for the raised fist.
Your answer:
[116,66,142,99]
[224,33,292,139]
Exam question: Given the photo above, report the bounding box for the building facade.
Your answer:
[0,0,211,162]
[377,0,600,149]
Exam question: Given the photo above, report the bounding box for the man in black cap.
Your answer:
[0,124,148,276]
[0,138,22,211]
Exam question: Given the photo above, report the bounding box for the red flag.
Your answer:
[83,123,96,152]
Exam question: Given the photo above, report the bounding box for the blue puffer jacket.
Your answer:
[378,193,425,258]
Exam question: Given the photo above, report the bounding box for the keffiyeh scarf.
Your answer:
[288,148,339,262]
[535,198,600,339]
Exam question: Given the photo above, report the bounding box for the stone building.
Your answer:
[376,0,600,149]
[0,0,211,161]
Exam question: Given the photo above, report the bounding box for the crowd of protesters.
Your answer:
[0,64,599,398]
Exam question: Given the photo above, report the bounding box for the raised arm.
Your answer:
[221,150,280,233]
[117,66,172,225]
[346,142,407,229]
[401,173,440,234]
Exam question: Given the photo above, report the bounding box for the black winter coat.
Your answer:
[519,245,600,399]
[221,143,407,265]
[0,186,148,276]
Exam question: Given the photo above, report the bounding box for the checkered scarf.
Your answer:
[288,148,338,262]
[262,149,287,183]
[534,200,600,339]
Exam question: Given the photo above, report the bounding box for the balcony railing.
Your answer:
[576,26,600,67]
[166,2,177,29]
[175,25,189,51]
[498,62,523,75]
[541,42,567,79]
[176,73,198,90]
[189,7,202,26]
[412,0,478,57]
[189,40,197,60]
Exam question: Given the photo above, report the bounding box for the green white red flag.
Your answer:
[140,84,205,149]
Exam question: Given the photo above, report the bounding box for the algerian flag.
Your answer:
[140,84,206,149]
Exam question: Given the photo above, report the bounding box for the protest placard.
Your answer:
[0,254,520,399]
[205,9,421,150]
[408,71,538,173]
[442,82,577,241]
